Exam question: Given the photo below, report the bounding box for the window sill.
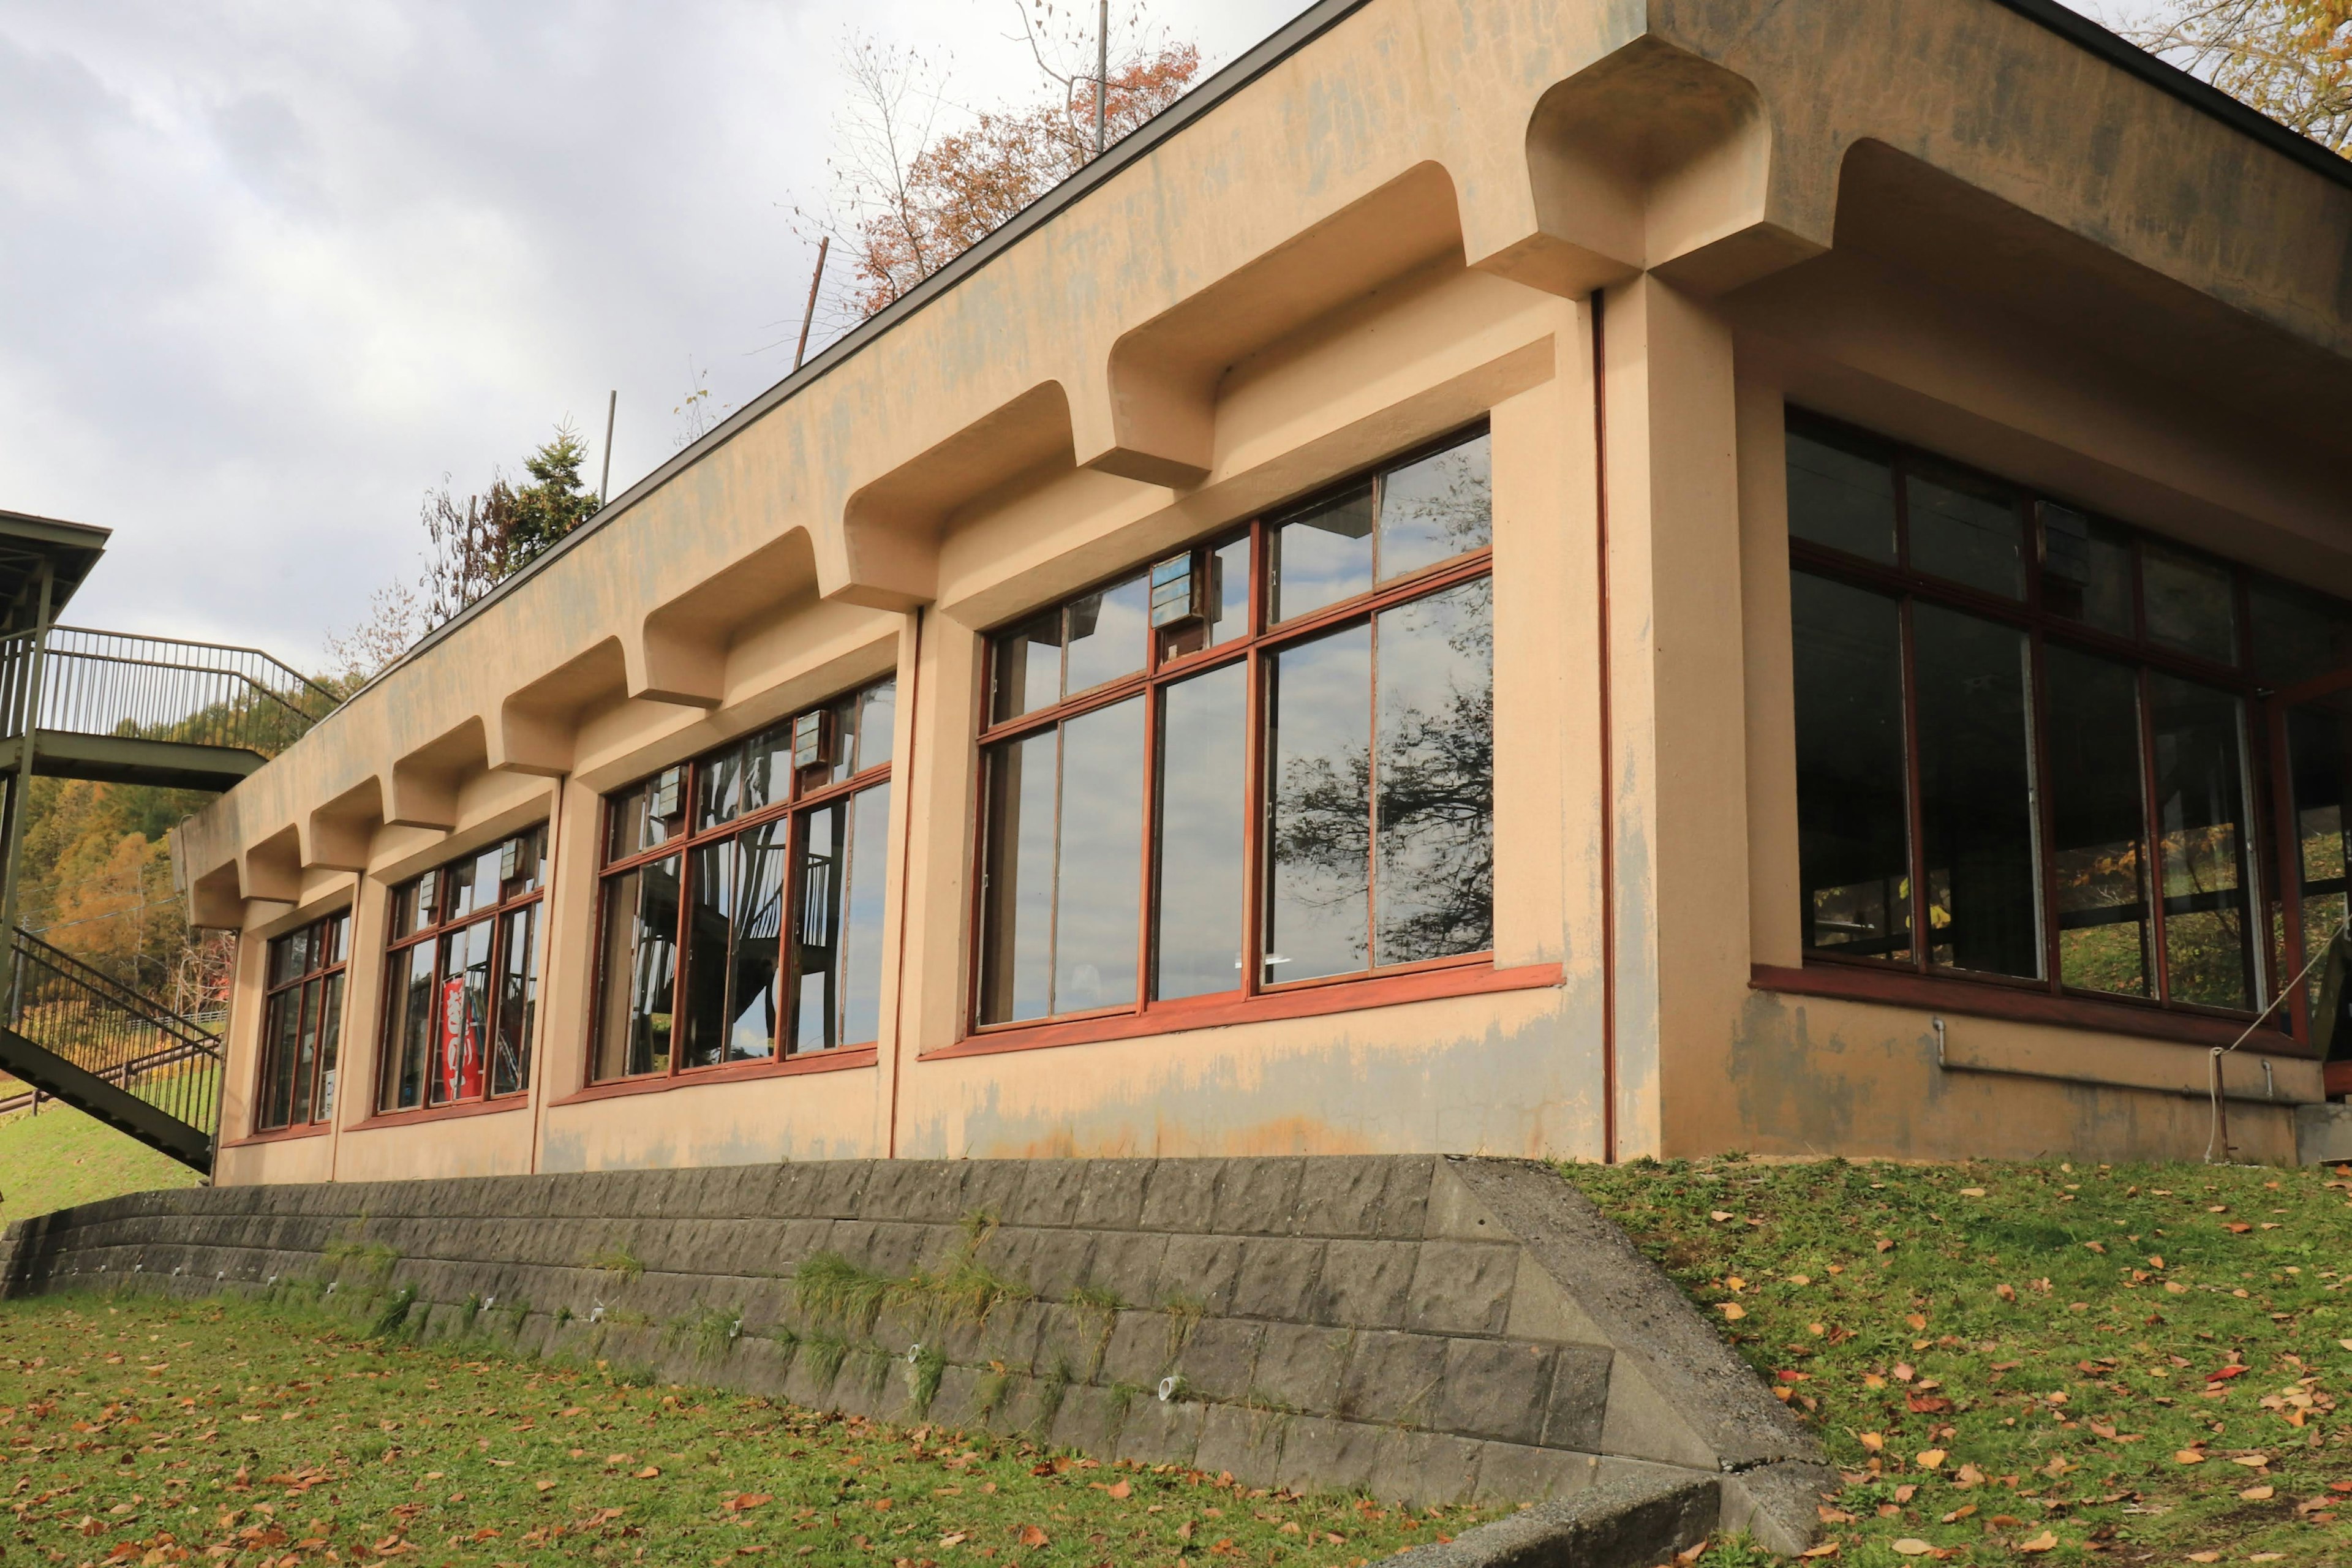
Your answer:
[929,958,1564,1061]
[350,1095,532,1133]
[1752,960,2309,1052]
[551,1046,878,1106]
[219,1123,333,1150]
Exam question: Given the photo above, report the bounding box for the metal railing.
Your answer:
[0,626,338,754]
[2,928,222,1141]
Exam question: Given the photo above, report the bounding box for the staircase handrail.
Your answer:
[11,927,224,1055]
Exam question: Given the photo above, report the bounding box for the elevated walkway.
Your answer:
[0,508,334,1174]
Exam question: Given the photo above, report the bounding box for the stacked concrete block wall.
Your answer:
[0,1156,1829,1552]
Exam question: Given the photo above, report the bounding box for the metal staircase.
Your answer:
[0,929,224,1170]
[0,507,339,1176]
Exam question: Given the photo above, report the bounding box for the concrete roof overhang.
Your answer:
[174,0,2352,919]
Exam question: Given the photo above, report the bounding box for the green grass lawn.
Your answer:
[1565,1156,2352,1566]
[6,1157,2351,1567]
[0,1101,200,1227]
[0,1293,1482,1568]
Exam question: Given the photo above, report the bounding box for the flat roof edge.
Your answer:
[322,0,2348,716]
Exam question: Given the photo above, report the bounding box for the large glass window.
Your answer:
[1787,412,2280,1022]
[256,912,349,1132]
[593,677,895,1081]
[976,426,1494,1030]
[379,827,547,1113]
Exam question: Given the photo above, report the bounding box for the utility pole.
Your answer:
[1094,0,1109,156]
[599,390,617,505]
[794,236,831,372]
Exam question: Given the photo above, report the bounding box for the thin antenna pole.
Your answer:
[1094,0,1109,156]
[599,390,616,504]
[794,235,831,372]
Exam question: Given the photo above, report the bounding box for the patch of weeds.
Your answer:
[582,1242,646,1280]
[667,1303,742,1365]
[552,1304,573,1327]
[802,1333,850,1388]
[367,1283,417,1341]
[1161,1291,1206,1366]
[603,1306,655,1329]
[457,1292,483,1335]
[973,1367,1011,1422]
[795,1253,893,1336]
[1033,1353,1075,1438]
[321,1237,399,1290]
[907,1340,947,1414]
[498,1296,531,1336]
[1068,1283,1121,1378]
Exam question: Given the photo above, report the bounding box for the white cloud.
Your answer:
[0,0,1299,663]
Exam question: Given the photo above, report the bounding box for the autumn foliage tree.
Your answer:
[2125,1,2352,152]
[815,8,1201,322]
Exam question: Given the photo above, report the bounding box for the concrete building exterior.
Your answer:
[172,0,2352,1186]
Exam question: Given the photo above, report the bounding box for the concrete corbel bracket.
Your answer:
[1439,1158,1834,1555]
[1476,34,1825,301]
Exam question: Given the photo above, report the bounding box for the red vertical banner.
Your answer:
[436,973,483,1102]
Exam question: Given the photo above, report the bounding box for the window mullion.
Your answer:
[1137,680,1160,1016]
[2028,627,2064,994]
[2139,665,2174,1005]
[1898,595,1929,973]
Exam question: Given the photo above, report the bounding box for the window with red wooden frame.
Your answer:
[255,911,349,1132]
[592,677,897,1082]
[1784,409,2352,1033]
[378,827,548,1114]
[971,425,1494,1037]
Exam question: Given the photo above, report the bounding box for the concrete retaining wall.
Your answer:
[0,1155,1830,1552]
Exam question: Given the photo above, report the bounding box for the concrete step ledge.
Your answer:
[1381,1471,1717,1567]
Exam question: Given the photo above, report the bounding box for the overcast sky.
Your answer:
[0,0,2165,667]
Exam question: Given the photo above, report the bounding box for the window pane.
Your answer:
[790,804,846,1048]
[1907,467,2024,599]
[382,943,435,1112]
[838,782,893,1045]
[978,731,1059,1024]
[391,880,421,940]
[314,972,344,1123]
[2143,543,2236,664]
[993,612,1063,722]
[2149,674,2254,1009]
[698,745,744,830]
[728,820,788,1062]
[2286,696,2352,1014]
[2045,646,2152,997]
[491,906,537,1097]
[2252,581,2352,687]
[854,677,898,773]
[2040,505,2134,636]
[1054,698,1145,1012]
[1913,604,2041,977]
[679,840,738,1071]
[1064,576,1150,696]
[789,800,846,1050]
[606,783,650,860]
[1378,431,1491,581]
[289,979,320,1131]
[325,914,349,966]
[1208,535,1252,646]
[263,991,299,1130]
[432,921,492,1104]
[744,723,794,811]
[1785,427,1895,564]
[594,857,679,1080]
[1265,621,1373,981]
[1791,573,1912,960]
[1153,662,1248,1000]
[1272,486,1374,622]
[1374,579,1494,964]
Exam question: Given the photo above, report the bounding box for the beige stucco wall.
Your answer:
[186,0,2352,1185]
